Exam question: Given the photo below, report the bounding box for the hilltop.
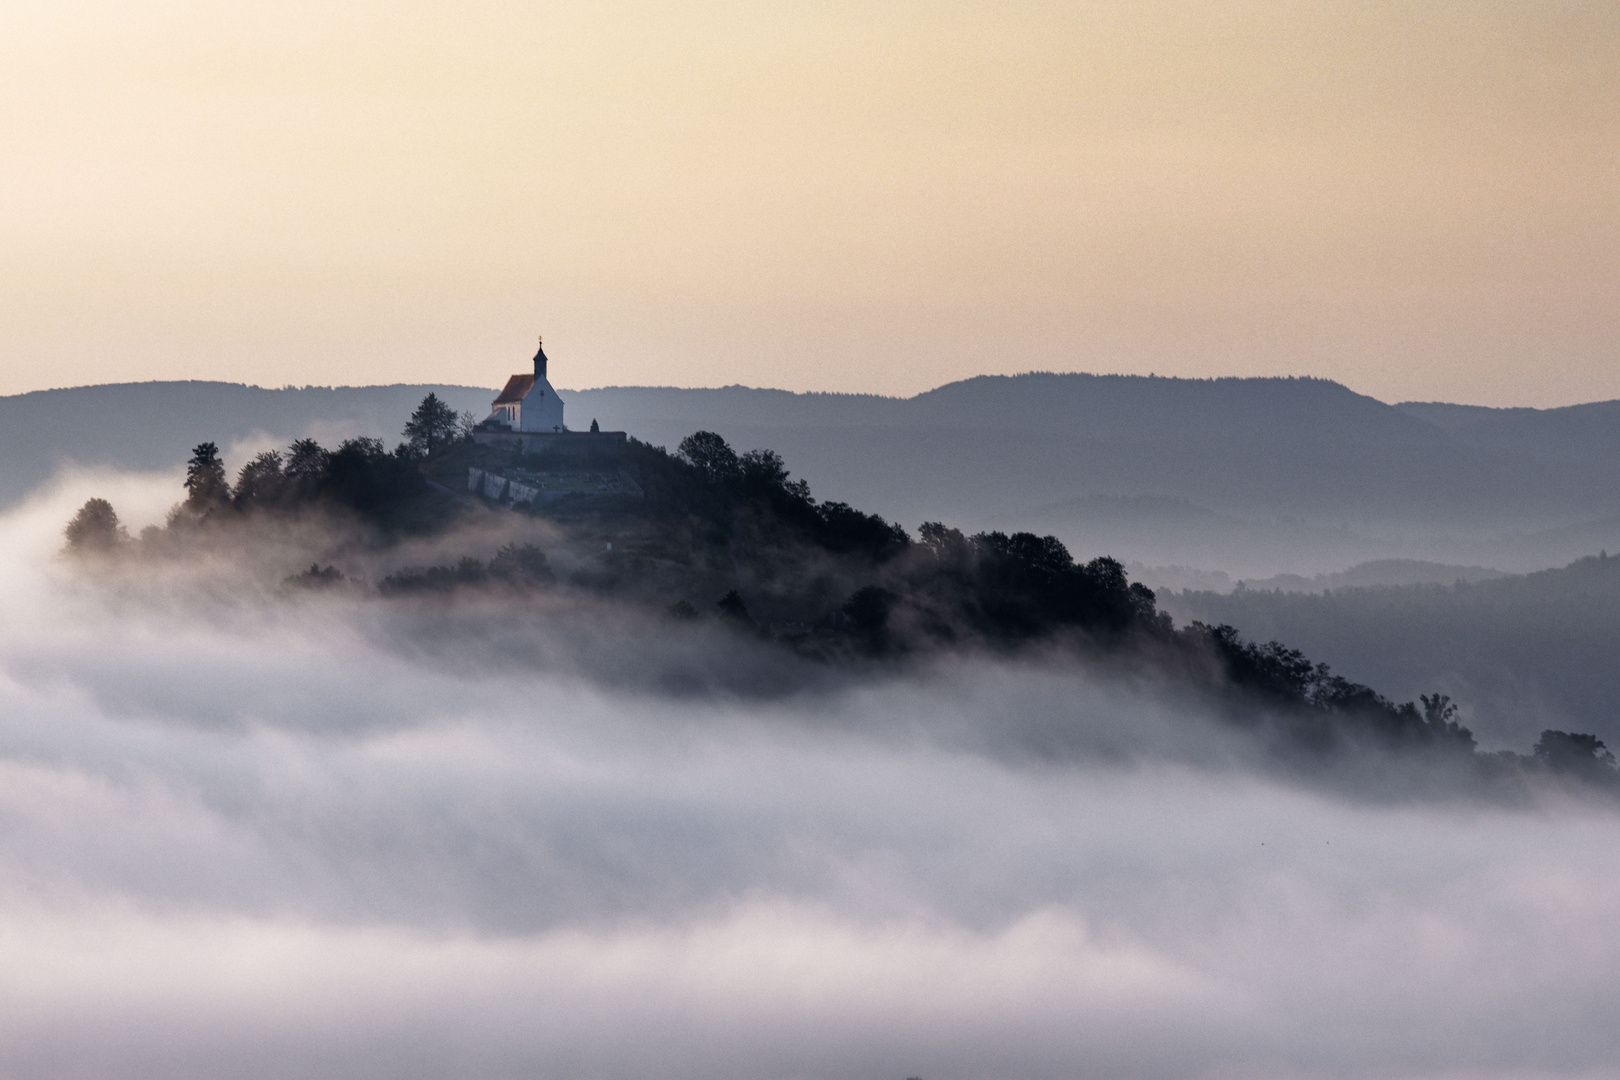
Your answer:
[56,402,1620,796]
[9,374,1620,576]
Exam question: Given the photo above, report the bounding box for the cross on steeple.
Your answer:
[533,335,549,380]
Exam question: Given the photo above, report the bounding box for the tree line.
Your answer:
[63,394,467,548]
[60,397,1620,787]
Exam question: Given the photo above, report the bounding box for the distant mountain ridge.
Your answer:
[1132,558,1512,596]
[567,376,1620,571]
[5,374,1619,574]
[1161,552,1620,747]
[0,381,498,507]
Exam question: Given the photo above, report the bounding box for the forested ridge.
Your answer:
[1164,553,1620,748]
[62,394,1619,789]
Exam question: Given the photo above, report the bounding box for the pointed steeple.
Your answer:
[533,335,549,380]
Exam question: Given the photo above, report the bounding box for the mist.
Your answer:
[1164,556,1620,750]
[4,469,1620,1079]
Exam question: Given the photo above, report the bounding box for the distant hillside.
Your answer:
[572,376,1489,525]
[1398,399,1620,482]
[1132,558,1511,596]
[1161,554,1620,748]
[568,376,1620,573]
[1238,558,1509,593]
[0,381,496,507]
[6,375,1620,575]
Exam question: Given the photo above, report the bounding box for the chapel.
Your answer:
[472,336,626,456]
[485,336,565,433]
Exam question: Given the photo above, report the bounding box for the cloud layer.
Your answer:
[3,473,1620,1079]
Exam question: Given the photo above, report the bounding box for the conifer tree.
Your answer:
[184,443,231,511]
[403,393,460,458]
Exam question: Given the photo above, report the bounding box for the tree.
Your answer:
[285,440,328,485]
[589,418,600,433]
[488,542,555,585]
[677,431,741,484]
[184,442,231,511]
[918,521,971,567]
[1533,730,1617,779]
[716,589,754,628]
[234,450,285,508]
[403,393,460,458]
[739,448,792,494]
[63,498,127,553]
[819,501,908,557]
[322,436,422,510]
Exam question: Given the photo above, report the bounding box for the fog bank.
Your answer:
[3,471,1619,1079]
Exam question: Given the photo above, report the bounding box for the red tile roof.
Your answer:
[493,374,537,405]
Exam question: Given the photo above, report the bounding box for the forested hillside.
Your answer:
[10,375,1620,575]
[1163,554,1620,748]
[58,398,1620,794]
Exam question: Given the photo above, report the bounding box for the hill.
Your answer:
[1140,558,1512,595]
[8,375,1620,576]
[1161,554,1620,748]
[60,420,1618,794]
[0,381,496,508]
[561,375,1620,573]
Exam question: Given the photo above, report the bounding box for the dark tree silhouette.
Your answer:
[487,542,555,585]
[283,438,329,501]
[1534,730,1617,778]
[403,393,460,458]
[917,521,972,568]
[234,450,285,508]
[63,498,127,553]
[589,418,600,433]
[738,448,788,488]
[819,502,908,557]
[677,431,742,485]
[1420,693,1457,727]
[322,437,424,510]
[184,442,231,511]
[716,589,754,628]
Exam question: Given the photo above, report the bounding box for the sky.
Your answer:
[2,1,1616,406]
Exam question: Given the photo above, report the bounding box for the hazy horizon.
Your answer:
[12,370,1620,410]
[9,374,1620,583]
[3,1,1617,407]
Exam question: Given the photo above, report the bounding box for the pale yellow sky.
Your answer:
[2,1,1616,405]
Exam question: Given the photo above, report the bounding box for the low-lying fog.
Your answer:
[3,469,1619,1080]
